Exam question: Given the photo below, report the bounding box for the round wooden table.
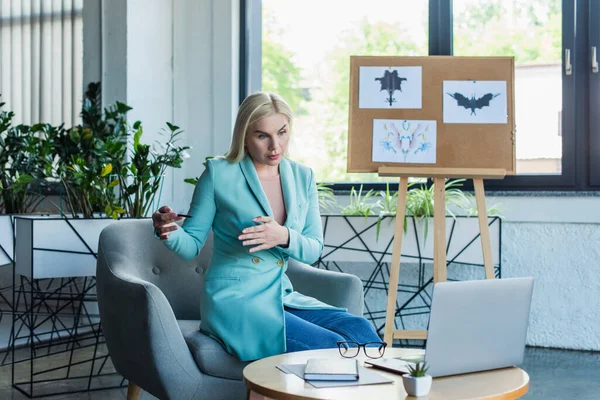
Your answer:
[243,348,529,400]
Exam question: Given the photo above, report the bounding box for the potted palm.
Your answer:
[402,362,432,397]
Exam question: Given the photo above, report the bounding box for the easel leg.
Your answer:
[433,178,447,283]
[383,177,408,346]
[473,178,495,279]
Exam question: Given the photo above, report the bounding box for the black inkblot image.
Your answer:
[375,70,407,106]
[447,92,500,115]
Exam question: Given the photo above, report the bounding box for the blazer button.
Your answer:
[252,257,260,264]
[277,259,284,267]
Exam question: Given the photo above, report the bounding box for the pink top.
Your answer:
[259,174,287,225]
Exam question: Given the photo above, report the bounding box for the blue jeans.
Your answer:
[284,307,381,353]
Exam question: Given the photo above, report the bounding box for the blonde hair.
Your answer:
[226,92,294,162]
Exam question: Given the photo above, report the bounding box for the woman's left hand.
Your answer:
[239,216,289,253]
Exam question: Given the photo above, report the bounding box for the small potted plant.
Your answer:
[402,362,432,397]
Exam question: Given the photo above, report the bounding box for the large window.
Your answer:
[261,0,428,184]
[454,0,562,175]
[245,0,598,190]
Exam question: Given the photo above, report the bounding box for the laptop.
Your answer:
[366,277,534,377]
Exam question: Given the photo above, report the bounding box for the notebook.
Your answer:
[303,358,359,381]
[277,363,393,388]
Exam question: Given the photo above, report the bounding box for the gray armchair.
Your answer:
[96,219,364,400]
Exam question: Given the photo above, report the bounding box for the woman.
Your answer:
[152,92,381,361]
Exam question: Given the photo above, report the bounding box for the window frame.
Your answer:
[242,0,597,192]
[589,0,600,187]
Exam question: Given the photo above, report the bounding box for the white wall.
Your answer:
[126,0,173,144]
[126,0,175,207]
[171,0,240,212]
[503,221,600,350]
[100,0,239,211]
[100,0,127,107]
[494,194,600,350]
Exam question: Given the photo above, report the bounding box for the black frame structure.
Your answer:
[242,0,599,191]
[8,217,126,398]
[589,0,600,187]
[239,0,262,104]
[313,215,501,348]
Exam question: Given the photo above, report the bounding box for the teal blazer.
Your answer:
[161,155,344,361]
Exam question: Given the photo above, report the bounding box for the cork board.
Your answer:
[347,56,516,175]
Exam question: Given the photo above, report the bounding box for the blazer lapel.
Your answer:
[239,154,274,219]
[278,157,296,228]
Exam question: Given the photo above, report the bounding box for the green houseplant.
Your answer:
[0,100,51,214]
[316,183,338,214]
[369,180,502,241]
[404,179,474,241]
[340,184,377,217]
[47,82,190,219]
[47,83,129,218]
[112,121,190,219]
[402,362,432,397]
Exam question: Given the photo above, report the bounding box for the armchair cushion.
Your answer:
[286,259,364,316]
[178,320,249,380]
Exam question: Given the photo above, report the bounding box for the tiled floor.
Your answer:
[519,346,600,399]
[0,345,599,399]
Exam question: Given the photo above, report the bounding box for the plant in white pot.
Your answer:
[402,362,432,397]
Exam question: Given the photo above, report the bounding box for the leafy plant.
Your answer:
[375,182,400,216]
[405,179,466,218]
[317,183,338,214]
[58,154,120,218]
[407,362,429,378]
[45,82,191,219]
[405,179,474,242]
[0,101,50,214]
[374,182,408,240]
[48,83,129,218]
[367,180,503,241]
[340,184,376,217]
[114,121,190,218]
[454,192,504,218]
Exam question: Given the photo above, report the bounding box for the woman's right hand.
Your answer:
[152,206,184,240]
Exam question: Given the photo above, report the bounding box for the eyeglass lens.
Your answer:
[364,342,386,358]
[338,342,360,358]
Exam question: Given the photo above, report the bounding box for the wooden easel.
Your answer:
[380,167,506,344]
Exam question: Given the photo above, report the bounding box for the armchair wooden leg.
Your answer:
[127,382,141,400]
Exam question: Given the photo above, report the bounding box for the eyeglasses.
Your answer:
[337,341,387,359]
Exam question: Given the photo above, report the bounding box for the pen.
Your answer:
[177,213,193,218]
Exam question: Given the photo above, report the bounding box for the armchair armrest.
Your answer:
[96,251,204,400]
[286,259,364,316]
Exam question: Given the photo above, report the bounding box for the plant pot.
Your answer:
[320,215,500,266]
[0,214,14,267]
[402,374,432,397]
[14,215,150,279]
